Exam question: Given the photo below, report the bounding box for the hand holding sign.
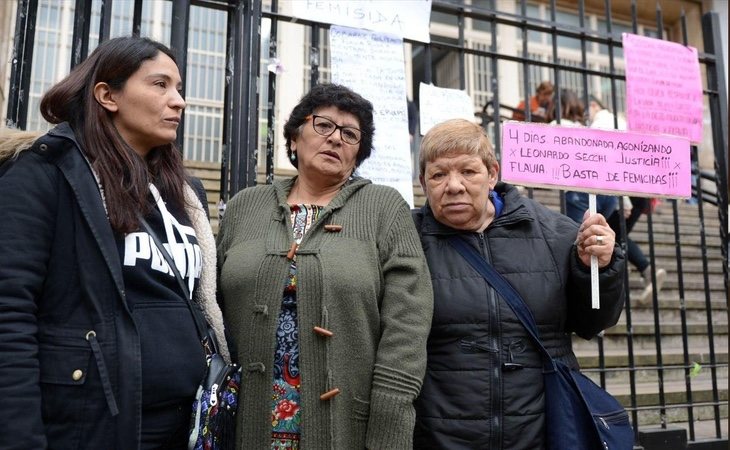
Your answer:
[575,205,616,269]
[574,197,617,309]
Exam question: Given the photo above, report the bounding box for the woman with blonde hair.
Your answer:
[413,119,625,448]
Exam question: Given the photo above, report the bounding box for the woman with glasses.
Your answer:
[217,83,433,449]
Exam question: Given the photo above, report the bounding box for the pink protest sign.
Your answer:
[500,121,691,198]
[623,33,703,144]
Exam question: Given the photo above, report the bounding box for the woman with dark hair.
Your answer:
[217,83,433,449]
[0,36,228,449]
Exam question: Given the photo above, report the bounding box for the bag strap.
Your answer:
[138,214,210,345]
[447,235,556,370]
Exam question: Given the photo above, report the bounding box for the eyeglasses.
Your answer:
[306,114,363,145]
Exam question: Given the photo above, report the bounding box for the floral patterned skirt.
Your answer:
[271,291,301,449]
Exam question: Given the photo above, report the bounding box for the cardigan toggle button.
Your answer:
[319,388,341,401]
[313,326,333,337]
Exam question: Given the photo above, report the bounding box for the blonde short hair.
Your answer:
[419,119,497,177]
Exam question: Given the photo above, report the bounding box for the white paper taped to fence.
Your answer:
[284,0,432,43]
[419,83,476,135]
[330,25,414,207]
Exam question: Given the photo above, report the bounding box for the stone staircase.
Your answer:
[187,160,728,446]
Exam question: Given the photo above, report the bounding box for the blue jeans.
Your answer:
[565,192,618,224]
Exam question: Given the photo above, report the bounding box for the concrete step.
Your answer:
[580,359,728,384]
[575,333,727,355]
[669,419,729,443]
[607,322,729,336]
[575,347,729,369]
[575,357,728,389]
[632,401,728,433]
[604,377,727,409]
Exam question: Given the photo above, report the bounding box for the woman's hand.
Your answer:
[575,210,615,268]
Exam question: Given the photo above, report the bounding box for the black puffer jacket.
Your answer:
[413,182,625,450]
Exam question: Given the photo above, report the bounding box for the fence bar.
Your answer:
[518,0,532,123]
[669,13,697,441]
[310,24,320,89]
[488,5,500,154]
[98,0,113,42]
[692,144,723,437]
[701,12,730,311]
[671,196,696,439]
[457,6,465,90]
[264,0,278,184]
[228,0,261,195]
[70,0,92,69]
[6,0,38,129]
[642,3,668,429]
[132,0,143,37]
[219,0,236,203]
[171,0,191,154]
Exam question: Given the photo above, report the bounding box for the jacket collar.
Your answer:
[420,182,533,236]
[45,123,127,301]
[272,175,371,216]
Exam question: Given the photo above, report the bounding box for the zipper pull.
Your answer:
[599,417,609,429]
[210,383,219,406]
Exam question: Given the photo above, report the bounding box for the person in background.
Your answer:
[512,80,554,122]
[553,89,618,222]
[0,36,229,449]
[217,83,433,449]
[589,95,667,303]
[407,98,419,143]
[412,119,625,448]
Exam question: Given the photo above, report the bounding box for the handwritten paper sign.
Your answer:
[330,26,414,206]
[500,121,691,198]
[285,0,432,43]
[623,33,704,144]
[419,83,475,135]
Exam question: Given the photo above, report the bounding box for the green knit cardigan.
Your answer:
[217,176,434,449]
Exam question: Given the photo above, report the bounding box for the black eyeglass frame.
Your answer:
[306,114,364,145]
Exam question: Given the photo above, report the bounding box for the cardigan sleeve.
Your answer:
[365,193,434,450]
[0,151,58,449]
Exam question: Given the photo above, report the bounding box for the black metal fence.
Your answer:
[6,0,728,447]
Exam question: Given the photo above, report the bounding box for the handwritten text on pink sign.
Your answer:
[623,33,703,144]
[500,122,691,198]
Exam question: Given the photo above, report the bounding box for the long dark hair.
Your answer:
[283,83,375,168]
[40,36,187,233]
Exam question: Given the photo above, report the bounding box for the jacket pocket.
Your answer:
[39,345,92,385]
[39,345,91,386]
[39,345,93,448]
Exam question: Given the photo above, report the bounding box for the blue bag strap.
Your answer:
[447,236,556,371]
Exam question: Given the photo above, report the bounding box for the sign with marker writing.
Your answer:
[500,121,691,198]
[330,26,414,206]
[285,0,432,43]
[419,83,475,135]
[623,33,703,144]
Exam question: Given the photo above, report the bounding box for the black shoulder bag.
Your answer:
[448,235,633,450]
[138,216,240,450]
